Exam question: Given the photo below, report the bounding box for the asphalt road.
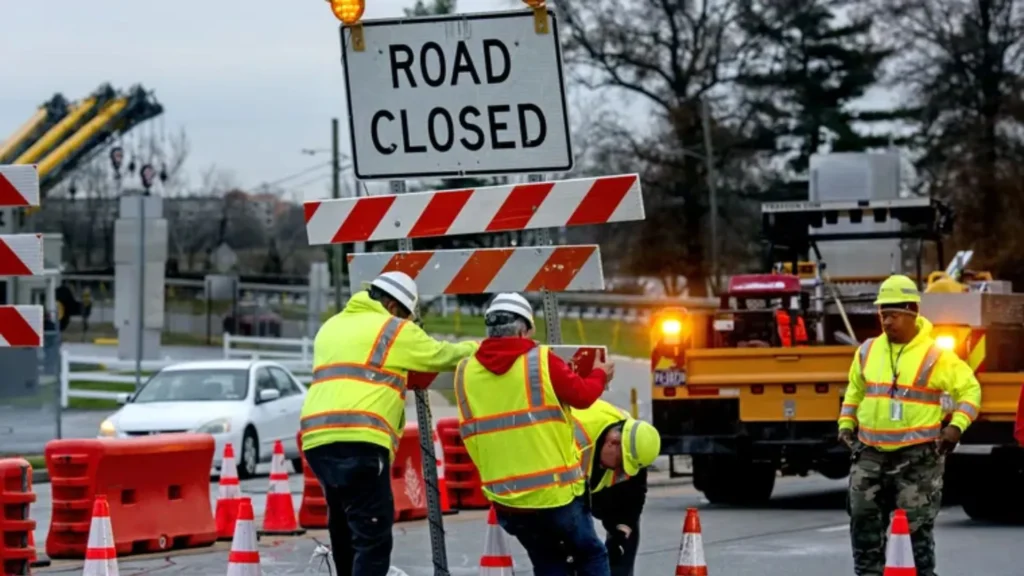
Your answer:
[31,474,1024,575]
[54,342,654,442]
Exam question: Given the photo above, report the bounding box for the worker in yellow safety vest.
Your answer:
[571,400,661,576]
[454,292,615,576]
[839,274,981,576]
[301,271,479,576]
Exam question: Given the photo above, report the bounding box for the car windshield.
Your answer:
[132,369,249,403]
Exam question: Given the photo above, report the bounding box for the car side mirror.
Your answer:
[258,388,281,403]
[116,393,132,405]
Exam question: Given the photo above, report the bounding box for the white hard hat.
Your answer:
[369,271,419,313]
[485,293,534,329]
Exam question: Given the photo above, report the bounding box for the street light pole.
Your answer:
[331,118,344,313]
[700,99,720,291]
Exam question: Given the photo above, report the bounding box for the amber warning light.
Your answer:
[329,0,365,24]
[660,318,683,345]
[935,334,956,351]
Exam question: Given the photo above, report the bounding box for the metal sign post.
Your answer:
[391,179,450,574]
[528,173,562,346]
[304,9,648,574]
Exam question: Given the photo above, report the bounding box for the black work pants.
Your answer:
[304,442,393,576]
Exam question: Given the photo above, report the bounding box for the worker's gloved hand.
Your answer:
[838,429,855,449]
[937,425,962,455]
[606,526,631,562]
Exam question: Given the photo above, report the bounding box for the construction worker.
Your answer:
[838,274,982,576]
[301,271,479,576]
[571,399,661,576]
[454,292,615,576]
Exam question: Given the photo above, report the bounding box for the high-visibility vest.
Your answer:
[300,313,409,457]
[572,400,630,493]
[775,310,808,346]
[845,337,945,450]
[454,346,585,509]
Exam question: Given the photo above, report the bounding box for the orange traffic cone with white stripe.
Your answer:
[433,428,456,515]
[478,506,514,575]
[259,440,305,536]
[82,495,119,576]
[675,507,707,576]
[227,497,261,576]
[883,509,916,575]
[216,443,243,540]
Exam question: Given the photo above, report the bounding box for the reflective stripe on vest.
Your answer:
[455,348,566,439]
[858,424,941,445]
[573,421,593,474]
[484,465,586,496]
[299,410,400,447]
[300,316,406,448]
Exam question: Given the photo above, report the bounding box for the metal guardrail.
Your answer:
[60,342,314,408]
[61,273,718,308]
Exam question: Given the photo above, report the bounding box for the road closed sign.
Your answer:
[340,10,573,180]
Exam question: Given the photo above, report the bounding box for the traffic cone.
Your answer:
[675,508,707,576]
[258,440,305,536]
[227,498,261,576]
[478,506,514,575]
[883,509,917,576]
[216,443,243,540]
[433,428,456,515]
[82,495,119,576]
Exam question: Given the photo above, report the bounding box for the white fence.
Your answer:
[60,334,315,409]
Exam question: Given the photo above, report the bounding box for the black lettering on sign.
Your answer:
[368,37,555,157]
[427,107,454,152]
[0,209,6,230]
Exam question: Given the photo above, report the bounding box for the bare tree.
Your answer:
[875,0,1024,279]
[558,0,766,294]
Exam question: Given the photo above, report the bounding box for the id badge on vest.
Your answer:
[890,399,904,421]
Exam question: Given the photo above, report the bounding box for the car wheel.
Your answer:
[239,427,259,479]
[290,457,304,474]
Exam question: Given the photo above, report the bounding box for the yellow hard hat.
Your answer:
[621,419,661,476]
[873,274,921,306]
[925,276,965,294]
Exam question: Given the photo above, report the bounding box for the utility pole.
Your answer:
[331,118,344,313]
[700,99,720,291]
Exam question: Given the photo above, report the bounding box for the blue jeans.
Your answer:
[495,497,610,576]
[304,442,393,576]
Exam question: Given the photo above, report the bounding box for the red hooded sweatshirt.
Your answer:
[473,337,606,409]
[1014,383,1024,447]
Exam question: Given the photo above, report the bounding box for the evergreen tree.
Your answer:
[738,0,900,174]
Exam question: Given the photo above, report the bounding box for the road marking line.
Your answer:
[817,524,848,533]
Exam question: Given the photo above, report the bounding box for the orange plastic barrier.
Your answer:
[44,434,218,559]
[297,425,430,525]
[295,431,328,529]
[392,424,428,522]
[0,458,36,575]
[437,417,489,509]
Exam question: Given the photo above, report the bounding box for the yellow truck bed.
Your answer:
[667,346,1021,423]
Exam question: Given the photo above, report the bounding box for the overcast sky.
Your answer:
[0,0,522,200]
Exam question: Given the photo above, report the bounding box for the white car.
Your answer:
[98,359,307,479]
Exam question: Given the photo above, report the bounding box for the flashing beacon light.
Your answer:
[329,0,365,24]
[935,334,956,351]
[660,318,683,346]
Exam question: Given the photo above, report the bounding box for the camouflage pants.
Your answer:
[848,442,943,576]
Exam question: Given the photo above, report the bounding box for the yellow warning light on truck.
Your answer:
[660,318,683,345]
[329,0,365,24]
[935,334,956,351]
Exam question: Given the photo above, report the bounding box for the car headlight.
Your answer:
[99,419,117,438]
[195,418,232,434]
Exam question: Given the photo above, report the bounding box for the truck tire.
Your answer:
[694,455,776,506]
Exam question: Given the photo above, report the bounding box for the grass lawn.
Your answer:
[420,314,649,358]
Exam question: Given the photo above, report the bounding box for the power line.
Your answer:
[257,161,331,189]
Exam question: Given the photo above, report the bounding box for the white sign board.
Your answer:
[341,10,573,180]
